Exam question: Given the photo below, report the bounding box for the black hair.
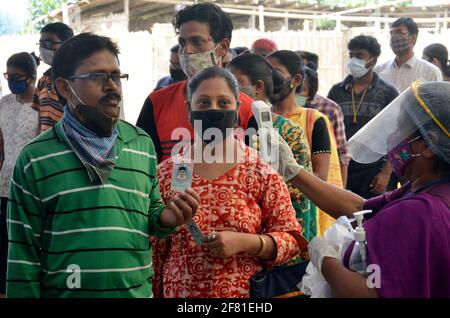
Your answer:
[348,35,381,58]
[178,166,187,172]
[391,17,418,36]
[267,50,306,79]
[52,33,120,82]
[232,46,249,55]
[300,66,318,101]
[433,157,450,177]
[170,44,180,53]
[423,43,450,78]
[41,22,74,42]
[298,51,319,71]
[6,52,40,78]
[227,53,283,98]
[173,3,233,43]
[187,66,239,102]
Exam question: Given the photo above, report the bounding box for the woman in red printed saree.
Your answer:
[151,67,306,298]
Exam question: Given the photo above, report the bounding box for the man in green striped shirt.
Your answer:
[6,33,200,298]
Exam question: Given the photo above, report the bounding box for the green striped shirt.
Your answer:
[6,120,174,298]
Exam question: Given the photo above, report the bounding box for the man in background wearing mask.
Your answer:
[33,22,74,132]
[6,33,200,298]
[154,44,187,90]
[328,35,399,199]
[136,3,253,162]
[375,17,442,93]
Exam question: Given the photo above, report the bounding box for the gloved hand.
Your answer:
[308,236,340,274]
[252,129,303,181]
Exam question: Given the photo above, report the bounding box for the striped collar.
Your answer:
[54,119,141,145]
[392,54,417,69]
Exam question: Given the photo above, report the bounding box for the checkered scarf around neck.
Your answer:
[61,105,118,183]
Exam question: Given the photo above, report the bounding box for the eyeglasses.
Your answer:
[3,72,28,81]
[66,73,129,86]
[390,30,410,37]
[37,40,62,49]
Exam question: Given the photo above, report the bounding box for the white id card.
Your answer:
[186,219,205,245]
[171,161,193,192]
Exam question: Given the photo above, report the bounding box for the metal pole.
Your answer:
[436,13,440,33]
[250,10,256,29]
[284,12,289,31]
[124,0,129,32]
[258,1,265,32]
[444,9,448,30]
[62,3,69,24]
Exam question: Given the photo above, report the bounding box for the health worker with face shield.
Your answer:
[265,81,450,297]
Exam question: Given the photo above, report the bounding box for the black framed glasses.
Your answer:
[67,73,129,86]
[37,40,62,49]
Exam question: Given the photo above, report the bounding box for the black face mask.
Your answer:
[67,81,121,137]
[271,76,294,106]
[73,102,120,137]
[170,68,187,82]
[190,110,237,144]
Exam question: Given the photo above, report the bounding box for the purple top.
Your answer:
[344,181,450,298]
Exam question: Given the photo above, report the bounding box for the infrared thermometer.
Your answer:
[251,100,275,163]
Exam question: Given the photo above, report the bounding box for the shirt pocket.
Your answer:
[128,193,151,250]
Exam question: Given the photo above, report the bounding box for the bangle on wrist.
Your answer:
[255,234,266,258]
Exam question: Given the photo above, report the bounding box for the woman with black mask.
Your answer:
[0,52,40,297]
[267,50,343,236]
[151,66,306,298]
[227,53,316,242]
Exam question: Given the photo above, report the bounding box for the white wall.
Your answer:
[1,26,449,124]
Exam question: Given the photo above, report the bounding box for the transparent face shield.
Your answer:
[349,81,450,164]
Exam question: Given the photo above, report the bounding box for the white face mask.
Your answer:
[179,45,221,78]
[347,57,373,79]
[39,47,55,66]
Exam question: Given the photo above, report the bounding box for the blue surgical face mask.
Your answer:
[295,94,308,107]
[8,79,28,95]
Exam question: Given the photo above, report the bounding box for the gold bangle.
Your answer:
[255,235,266,258]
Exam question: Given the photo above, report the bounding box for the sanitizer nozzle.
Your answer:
[352,210,372,273]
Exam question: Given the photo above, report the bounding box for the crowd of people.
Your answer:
[0,3,448,298]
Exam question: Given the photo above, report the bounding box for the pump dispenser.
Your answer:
[349,210,372,275]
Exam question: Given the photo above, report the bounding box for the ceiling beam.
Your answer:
[137,0,334,15]
[330,0,410,16]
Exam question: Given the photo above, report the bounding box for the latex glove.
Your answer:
[308,236,340,274]
[252,129,303,181]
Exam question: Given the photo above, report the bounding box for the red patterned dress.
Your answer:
[152,145,304,298]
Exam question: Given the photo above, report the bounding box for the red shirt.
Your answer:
[149,80,253,162]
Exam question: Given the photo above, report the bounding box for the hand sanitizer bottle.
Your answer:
[349,210,372,275]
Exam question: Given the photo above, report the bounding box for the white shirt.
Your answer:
[0,94,39,197]
[375,54,443,93]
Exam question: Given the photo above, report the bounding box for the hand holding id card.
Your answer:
[171,160,204,244]
[171,161,194,192]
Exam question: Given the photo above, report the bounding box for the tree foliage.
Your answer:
[23,0,68,33]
